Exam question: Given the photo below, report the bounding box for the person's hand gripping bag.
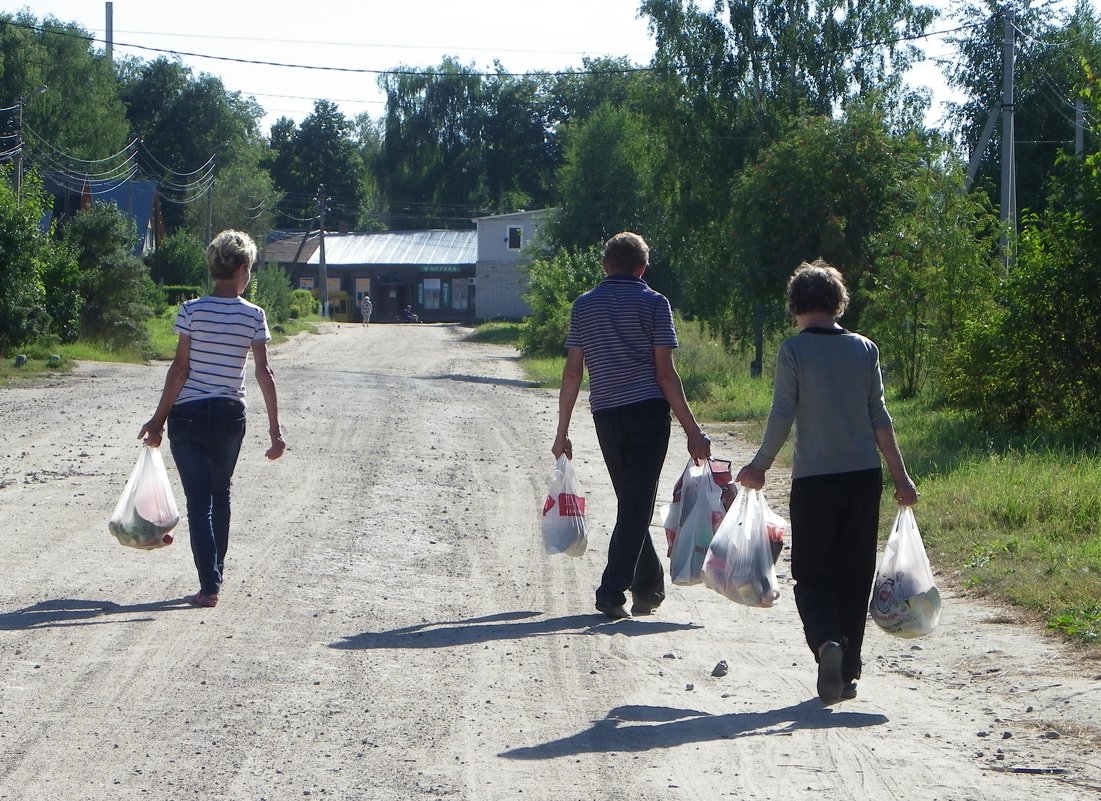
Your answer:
[541,455,587,556]
[108,445,180,550]
[870,506,942,637]
[701,486,781,607]
[668,460,726,586]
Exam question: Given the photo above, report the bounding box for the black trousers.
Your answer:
[592,399,671,607]
[789,468,882,682]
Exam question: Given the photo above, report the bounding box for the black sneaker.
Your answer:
[595,601,631,619]
[817,641,844,705]
[841,682,858,701]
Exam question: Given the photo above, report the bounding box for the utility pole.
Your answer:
[105,2,113,63]
[317,185,329,318]
[1000,8,1016,271]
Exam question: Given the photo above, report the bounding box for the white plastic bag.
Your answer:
[668,460,726,586]
[541,455,587,556]
[108,446,179,550]
[870,507,941,637]
[701,486,781,607]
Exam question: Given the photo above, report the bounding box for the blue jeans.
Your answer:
[168,398,247,597]
[592,399,671,607]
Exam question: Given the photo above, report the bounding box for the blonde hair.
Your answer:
[602,232,650,274]
[206,230,257,280]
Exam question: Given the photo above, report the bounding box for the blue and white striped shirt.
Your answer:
[173,296,271,406]
[565,274,678,413]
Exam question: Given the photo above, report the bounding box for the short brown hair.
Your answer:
[602,232,650,274]
[786,259,849,318]
[206,230,257,280]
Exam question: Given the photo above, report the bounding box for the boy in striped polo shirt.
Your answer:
[552,232,711,619]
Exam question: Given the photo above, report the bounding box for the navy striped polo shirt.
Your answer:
[565,274,679,412]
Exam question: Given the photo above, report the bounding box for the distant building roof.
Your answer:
[264,230,321,264]
[42,175,159,257]
[306,230,477,267]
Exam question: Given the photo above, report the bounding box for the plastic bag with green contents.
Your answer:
[108,446,179,550]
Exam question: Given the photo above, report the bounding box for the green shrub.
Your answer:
[519,245,603,357]
[288,288,319,319]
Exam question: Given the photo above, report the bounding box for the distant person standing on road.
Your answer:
[736,259,917,705]
[360,293,372,327]
[139,230,286,609]
[552,231,711,620]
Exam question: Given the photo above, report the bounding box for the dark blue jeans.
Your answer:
[592,399,671,607]
[168,398,246,597]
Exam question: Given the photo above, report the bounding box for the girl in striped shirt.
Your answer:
[140,230,285,608]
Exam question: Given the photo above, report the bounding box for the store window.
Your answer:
[423,278,441,310]
[508,226,522,250]
[451,278,468,310]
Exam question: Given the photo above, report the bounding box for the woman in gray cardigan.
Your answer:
[737,259,918,706]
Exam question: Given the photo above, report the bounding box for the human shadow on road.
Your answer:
[330,610,703,651]
[0,597,197,630]
[427,373,543,389]
[499,699,888,760]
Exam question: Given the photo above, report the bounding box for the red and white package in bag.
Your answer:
[541,455,587,556]
[108,446,179,550]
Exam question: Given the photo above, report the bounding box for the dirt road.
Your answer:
[1,322,1099,801]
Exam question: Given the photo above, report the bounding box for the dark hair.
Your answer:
[786,259,849,318]
[602,232,649,274]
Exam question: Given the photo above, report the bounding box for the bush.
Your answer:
[254,263,292,323]
[162,285,204,306]
[288,288,319,319]
[519,245,603,357]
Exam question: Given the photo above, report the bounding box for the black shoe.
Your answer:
[629,593,662,616]
[595,601,631,619]
[841,682,858,701]
[817,641,844,705]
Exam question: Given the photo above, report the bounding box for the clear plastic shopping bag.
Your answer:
[108,446,179,550]
[541,455,587,556]
[869,507,941,638]
[661,458,734,555]
[701,486,781,607]
[668,460,726,586]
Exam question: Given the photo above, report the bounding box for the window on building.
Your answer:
[423,278,441,310]
[299,276,314,290]
[508,226,522,250]
[451,278,468,310]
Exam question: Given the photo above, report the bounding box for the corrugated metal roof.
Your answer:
[306,230,477,266]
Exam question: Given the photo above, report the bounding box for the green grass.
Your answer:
[887,397,1101,646]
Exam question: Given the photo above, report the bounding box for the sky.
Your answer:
[6,0,1085,133]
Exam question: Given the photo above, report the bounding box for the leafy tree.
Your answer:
[722,108,909,343]
[146,230,206,285]
[863,152,1001,396]
[377,59,491,227]
[519,245,604,356]
[550,103,661,251]
[266,101,364,230]
[117,56,266,232]
[0,13,129,161]
[0,170,54,351]
[63,202,155,349]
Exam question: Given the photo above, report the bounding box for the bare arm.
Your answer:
[654,346,710,460]
[552,347,584,459]
[252,341,285,460]
[875,425,917,505]
[138,335,191,447]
